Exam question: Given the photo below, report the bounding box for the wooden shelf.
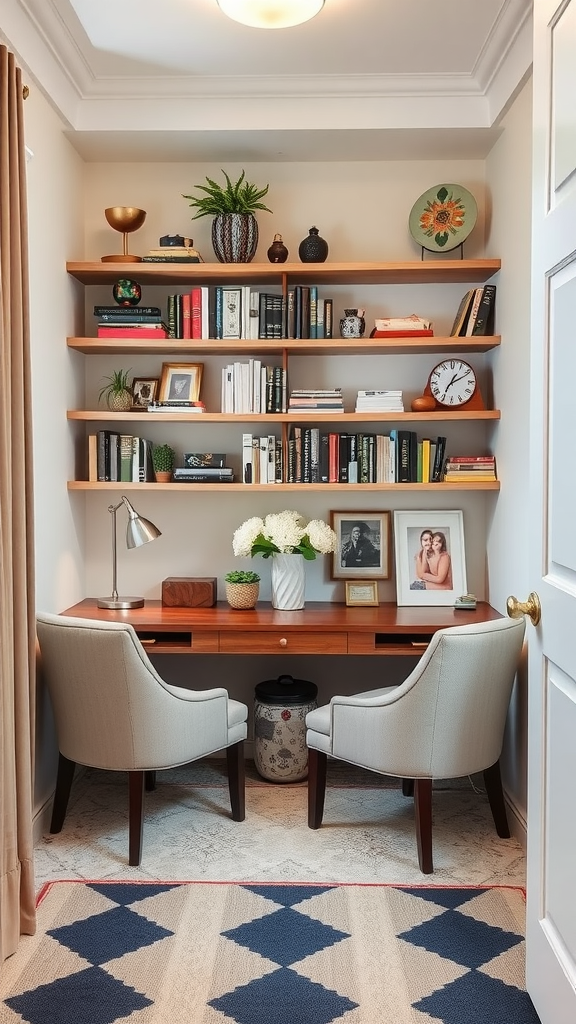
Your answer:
[68,409,501,423]
[68,480,500,492]
[67,335,501,356]
[66,258,501,287]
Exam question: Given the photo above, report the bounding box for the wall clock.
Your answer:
[423,359,484,410]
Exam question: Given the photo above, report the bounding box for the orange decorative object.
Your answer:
[411,395,437,412]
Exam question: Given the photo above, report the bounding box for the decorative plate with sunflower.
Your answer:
[409,183,478,253]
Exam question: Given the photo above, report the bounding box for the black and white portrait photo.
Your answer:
[330,510,391,580]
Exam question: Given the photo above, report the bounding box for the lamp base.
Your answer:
[97,596,145,609]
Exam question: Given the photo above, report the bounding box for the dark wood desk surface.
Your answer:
[61,600,501,656]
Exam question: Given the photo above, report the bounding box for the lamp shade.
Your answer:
[216,0,324,29]
[125,509,162,548]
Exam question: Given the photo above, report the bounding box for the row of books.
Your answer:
[221,363,286,414]
[443,455,497,481]
[285,428,447,484]
[241,434,284,485]
[89,431,154,483]
[450,285,497,337]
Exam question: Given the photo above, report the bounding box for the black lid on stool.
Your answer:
[255,674,317,705]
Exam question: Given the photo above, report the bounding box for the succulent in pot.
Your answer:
[98,368,133,411]
[152,443,175,482]
[224,569,261,610]
[182,169,272,263]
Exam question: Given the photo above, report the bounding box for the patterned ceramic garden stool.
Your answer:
[254,674,318,782]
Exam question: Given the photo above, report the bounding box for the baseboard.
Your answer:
[504,791,527,852]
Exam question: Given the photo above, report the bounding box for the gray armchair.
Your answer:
[306,616,525,873]
[37,612,248,866]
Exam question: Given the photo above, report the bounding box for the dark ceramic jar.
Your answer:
[267,233,289,263]
[298,226,328,263]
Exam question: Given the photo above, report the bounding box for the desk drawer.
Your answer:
[219,631,347,655]
[348,633,431,655]
[137,630,218,654]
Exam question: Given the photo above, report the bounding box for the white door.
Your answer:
[526,2,576,1020]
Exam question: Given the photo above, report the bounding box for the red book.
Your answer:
[191,287,202,339]
[328,433,339,483]
[370,329,434,338]
[448,456,495,463]
[182,292,191,339]
[97,327,168,338]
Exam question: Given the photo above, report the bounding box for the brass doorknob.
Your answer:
[506,592,541,626]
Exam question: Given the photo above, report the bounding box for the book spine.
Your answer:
[97,430,110,481]
[319,432,329,483]
[175,294,183,339]
[96,328,168,338]
[397,430,412,483]
[201,286,210,340]
[431,436,447,481]
[328,433,339,483]
[310,428,320,483]
[338,432,349,483]
[242,433,253,484]
[471,284,497,336]
[109,432,120,482]
[258,293,267,339]
[88,433,97,482]
[302,428,312,483]
[214,286,224,340]
[120,435,133,482]
[94,306,161,317]
[348,433,358,484]
[182,292,192,340]
[191,287,202,339]
[465,287,485,336]
[167,295,176,339]
[309,286,318,339]
[275,437,284,483]
[222,288,242,338]
[324,298,333,339]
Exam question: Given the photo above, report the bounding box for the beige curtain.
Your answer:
[0,44,37,962]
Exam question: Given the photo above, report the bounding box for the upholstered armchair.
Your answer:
[306,616,526,873]
[36,612,248,866]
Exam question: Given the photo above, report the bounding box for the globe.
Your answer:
[113,279,142,306]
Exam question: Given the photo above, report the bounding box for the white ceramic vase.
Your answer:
[271,553,306,610]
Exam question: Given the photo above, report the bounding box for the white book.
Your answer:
[267,435,276,483]
[243,285,251,339]
[259,436,268,484]
[240,362,251,413]
[250,291,260,340]
[201,286,210,339]
[233,362,243,413]
[242,433,253,484]
[222,287,242,339]
[252,359,262,414]
[465,287,484,336]
[252,436,260,483]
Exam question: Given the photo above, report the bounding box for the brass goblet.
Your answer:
[101,207,147,263]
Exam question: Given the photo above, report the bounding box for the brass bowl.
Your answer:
[102,207,146,262]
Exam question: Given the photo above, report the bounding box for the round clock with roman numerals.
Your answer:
[427,359,478,407]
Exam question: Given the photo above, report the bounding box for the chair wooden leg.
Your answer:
[144,770,157,792]
[128,771,145,867]
[414,778,433,874]
[50,753,76,833]
[226,741,246,822]
[402,778,414,797]
[483,760,510,838]
[307,748,327,829]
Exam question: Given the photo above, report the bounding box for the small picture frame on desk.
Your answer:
[158,362,203,403]
[330,510,391,580]
[394,509,467,607]
[132,377,159,409]
[345,581,379,607]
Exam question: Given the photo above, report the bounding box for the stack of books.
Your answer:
[141,245,203,263]
[173,465,234,483]
[94,305,168,339]
[371,315,433,338]
[443,455,497,481]
[355,390,404,412]
[288,389,344,413]
[147,401,205,414]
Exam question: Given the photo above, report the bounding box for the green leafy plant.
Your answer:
[183,169,272,219]
[152,444,175,472]
[224,570,261,584]
[98,368,132,407]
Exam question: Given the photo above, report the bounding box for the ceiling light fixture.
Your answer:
[216,0,324,29]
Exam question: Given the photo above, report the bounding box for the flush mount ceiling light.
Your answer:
[217,0,324,29]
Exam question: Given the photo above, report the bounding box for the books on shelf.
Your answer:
[97,325,168,338]
[288,388,344,413]
[443,455,497,481]
[450,285,497,337]
[471,285,497,336]
[147,401,205,413]
[173,467,234,483]
[94,306,162,320]
[355,390,404,412]
[93,431,154,482]
[372,315,433,338]
[240,433,281,484]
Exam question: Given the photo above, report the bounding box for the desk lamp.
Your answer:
[98,496,161,610]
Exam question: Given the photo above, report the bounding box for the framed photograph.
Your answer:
[131,377,159,409]
[158,363,203,403]
[345,580,379,607]
[330,510,391,580]
[393,510,467,607]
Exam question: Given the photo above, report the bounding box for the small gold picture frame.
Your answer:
[345,580,379,607]
[158,362,203,403]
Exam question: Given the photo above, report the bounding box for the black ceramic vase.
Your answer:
[298,226,328,263]
[267,233,289,263]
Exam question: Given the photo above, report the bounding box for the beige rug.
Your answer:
[0,881,540,1023]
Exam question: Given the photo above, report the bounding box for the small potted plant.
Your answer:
[182,169,272,263]
[152,443,175,483]
[98,368,133,411]
[224,569,261,610]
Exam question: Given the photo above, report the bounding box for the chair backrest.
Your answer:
[36,612,229,771]
[332,616,526,778]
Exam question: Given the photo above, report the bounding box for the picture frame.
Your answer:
[393,510,467,607]
[158,363,203,403]
[330,510,391,580]
[131,377,159,409]
[345,580,379,607]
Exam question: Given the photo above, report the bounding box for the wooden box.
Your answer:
[161,577,217,608]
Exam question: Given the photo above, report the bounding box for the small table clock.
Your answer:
[412,359,485,411]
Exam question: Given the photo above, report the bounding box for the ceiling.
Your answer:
[4,0,533,161]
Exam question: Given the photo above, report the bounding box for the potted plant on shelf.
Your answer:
[152,444,175,483]
[224,570,261,610]
[182,169,272,264]
[98,368,133,411]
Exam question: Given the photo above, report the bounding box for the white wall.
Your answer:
[485,79,533,828]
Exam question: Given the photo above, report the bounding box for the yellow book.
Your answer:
[421,438,431,482]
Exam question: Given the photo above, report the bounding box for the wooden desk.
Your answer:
[61,600,501,656]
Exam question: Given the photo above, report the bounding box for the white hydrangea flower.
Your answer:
[264,510,305,552]
[232,516,265,557]
[306,518,337,554]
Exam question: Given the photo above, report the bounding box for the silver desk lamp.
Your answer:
[98,495,161,610]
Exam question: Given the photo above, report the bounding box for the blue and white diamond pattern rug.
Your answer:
[0,881,541,1023]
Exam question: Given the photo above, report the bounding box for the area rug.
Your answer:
[0,881,541,1024]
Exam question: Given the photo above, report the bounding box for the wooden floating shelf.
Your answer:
[66,258,501,287]
[68,410,501,423]
[67,336,501,356]
[68,481,500,492]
